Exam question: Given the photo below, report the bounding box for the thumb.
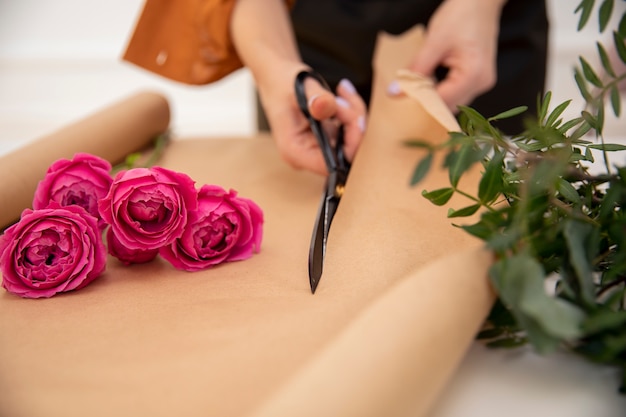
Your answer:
[305,80,336,121]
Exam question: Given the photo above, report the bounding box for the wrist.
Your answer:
[255,60,310,110]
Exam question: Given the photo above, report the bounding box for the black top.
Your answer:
[290,0,549,134]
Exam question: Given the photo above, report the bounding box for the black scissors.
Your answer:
[294,70,351,294]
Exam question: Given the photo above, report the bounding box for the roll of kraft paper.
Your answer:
[0,91,170,229]
[247,27,496,417]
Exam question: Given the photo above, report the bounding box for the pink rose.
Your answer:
[0,204,106,298]
[33,153,112,223]
[106,228,158,265]
[98,167,197,251]
[160,185,263,271]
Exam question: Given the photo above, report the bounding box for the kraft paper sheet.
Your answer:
[0,26,495,417]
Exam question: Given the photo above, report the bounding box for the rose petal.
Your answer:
[0,204,106,298]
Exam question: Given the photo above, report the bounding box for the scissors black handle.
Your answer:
[294,70,349,174]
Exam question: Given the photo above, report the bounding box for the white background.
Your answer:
[0,0,623,156]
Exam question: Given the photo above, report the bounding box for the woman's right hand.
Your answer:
[257,64,367,175]
[230,0,366,176]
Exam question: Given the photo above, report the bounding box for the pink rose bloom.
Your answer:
[0,204,106,298]
[33,153,112,223]
[160,185,263,271]
[98,167,197,251]
[106,228,158,265]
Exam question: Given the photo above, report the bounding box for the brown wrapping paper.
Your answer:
[0,26,494,417]
[0,91,170,229]
[247,27,495,417]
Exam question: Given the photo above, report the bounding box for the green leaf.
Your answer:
[598,182,621,220]
[580,57,603,88]
[597,41,616,77]
[410,152,433,186]
[447,131,471,146]
[486,337,528,349]
[570,120,592,141]
[520,294,585,341]
[447,204,481,218]
[583,310,626,334]
[575,0,596,31]
[458,105,492,133]
[558,116,584,134]
[538,91,551,122]
[563,220,597,305]
[490,254,584,352]
[575,68,592,101]
[557,178,581,204]
[461,221,494,240]
[598,0,614,33]
[587,143,626,151]
[403,139,433,149]
[487,229,520,252]
[584,145,595,162]
[610,85,621,117]
[581,110,598,130]
[619,13,626,37]
[614,31,626,64]
[478,151,505,204]
[597,100,605,135]
[422,188,454,206]
[447,143,484,188]
[545,100,572,127]
[125,152,141,168]
[488,106,528,122]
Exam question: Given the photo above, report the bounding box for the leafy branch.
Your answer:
[409,0,626,393]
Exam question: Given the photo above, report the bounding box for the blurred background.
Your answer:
[0,0,623,157]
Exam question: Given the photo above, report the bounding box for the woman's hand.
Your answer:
[231,0,366,175]
[258,64,366,175]
[390,0,506,112]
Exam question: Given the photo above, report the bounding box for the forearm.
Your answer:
[442,0,507,12]
[230,0,306,92]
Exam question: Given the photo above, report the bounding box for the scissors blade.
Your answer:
[308,194,326,293]
[308,183,341,293]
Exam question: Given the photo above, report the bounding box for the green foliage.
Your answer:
[409,3,626,393]
[111,132,170,174]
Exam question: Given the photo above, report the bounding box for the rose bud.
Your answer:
[33,153,113,224]
[106,227,158,265]
[0,204,106,298]
[98,167,197,252]
[160,184,263,271]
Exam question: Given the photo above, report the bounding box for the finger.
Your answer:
[334,97,366,161]
[336,79,367,116]
[280,132,329,176]
[269,104,329,176]
[408,39,445,78]
[434,56,496,112]
[435,72,474,112]
[386,30,447,98]
[305,79,336,121]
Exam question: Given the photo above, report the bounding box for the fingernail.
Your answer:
[387,80,401,96]
[357,115,366,133]
[335,96,350,109]
[339,78,357,95]
[307,94,320,109]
